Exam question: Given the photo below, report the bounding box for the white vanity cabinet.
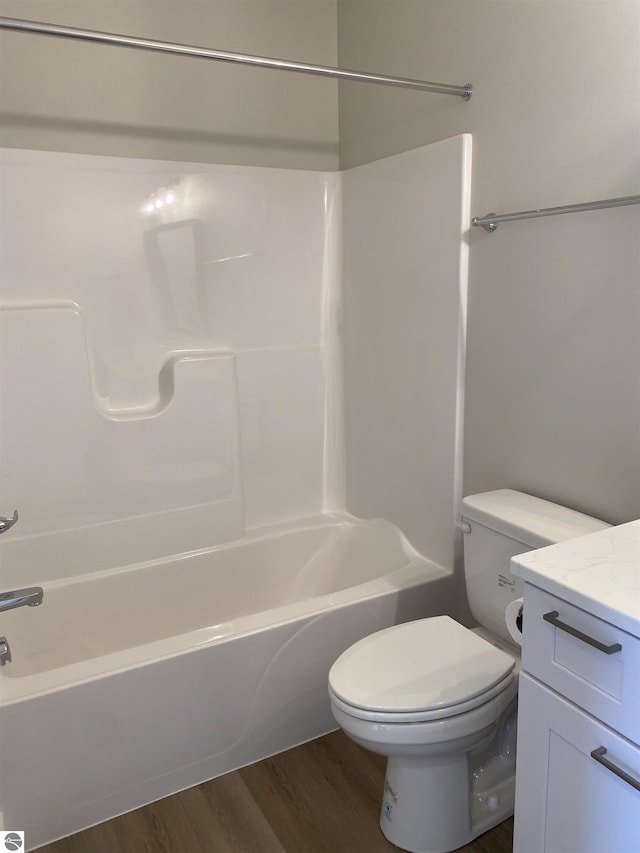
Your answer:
[510,522,640,853]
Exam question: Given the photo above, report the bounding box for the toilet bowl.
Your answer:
[328,490,610,853]
[329,616,519,853]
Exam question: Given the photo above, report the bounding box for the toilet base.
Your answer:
[380,753,474,853]
[379,751,515,853]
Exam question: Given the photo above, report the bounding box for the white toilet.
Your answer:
[328,489,609,853]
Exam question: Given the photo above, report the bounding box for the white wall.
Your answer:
[0,0,339,170]
[341,136,471,571]
[338,0,640,524]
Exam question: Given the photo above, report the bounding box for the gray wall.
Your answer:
[338,0,640,524]
[0,0,339,169]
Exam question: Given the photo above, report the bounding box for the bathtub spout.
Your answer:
[0,587,44,613]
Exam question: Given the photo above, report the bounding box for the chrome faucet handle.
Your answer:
[0,510,18,534]
[0,637,11,665]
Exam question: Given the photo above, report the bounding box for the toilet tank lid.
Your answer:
[461,489,610,548]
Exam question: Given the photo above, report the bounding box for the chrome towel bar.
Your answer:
[0,16,472,98]
[473,194,640,233]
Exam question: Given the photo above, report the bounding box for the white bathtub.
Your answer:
[0,513,454,849]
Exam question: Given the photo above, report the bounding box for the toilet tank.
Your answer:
[461,489,609,642]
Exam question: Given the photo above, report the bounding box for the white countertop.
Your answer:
[511,520,640,638]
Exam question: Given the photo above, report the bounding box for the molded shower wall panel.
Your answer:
[0,304,244,586]
[236,348,328,528]
[341,135,471,573]
[0,148,334,578]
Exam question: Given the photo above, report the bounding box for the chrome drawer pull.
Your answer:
[542,610,622,654]
[591,747,640,792]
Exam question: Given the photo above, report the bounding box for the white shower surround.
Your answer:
[0,137,470,571]
[0,136,471,847]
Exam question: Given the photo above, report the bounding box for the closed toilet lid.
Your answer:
[329,616,515,715]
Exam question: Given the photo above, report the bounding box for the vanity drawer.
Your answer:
[522,584,640,744]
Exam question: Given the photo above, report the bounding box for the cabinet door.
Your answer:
[514,673,640,853]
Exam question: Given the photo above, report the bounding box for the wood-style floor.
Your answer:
[38,730,513,853]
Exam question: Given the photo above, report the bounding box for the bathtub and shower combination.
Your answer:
[0,118,470,852]
[0,15,479,850]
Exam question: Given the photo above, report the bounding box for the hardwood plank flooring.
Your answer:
[38,731,513,853]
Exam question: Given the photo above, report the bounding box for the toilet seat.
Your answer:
[329,670,516,724]
[328,616,516,724]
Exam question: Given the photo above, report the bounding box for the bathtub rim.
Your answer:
[3,510,423,588]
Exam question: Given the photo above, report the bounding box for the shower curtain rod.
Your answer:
[472,194,640,233]
[0,16,472,99]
